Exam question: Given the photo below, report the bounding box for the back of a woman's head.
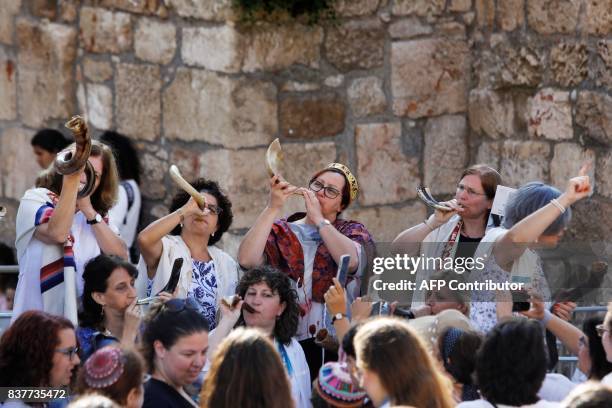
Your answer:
[503,181,571,235]
[31,129,70,152]
[583,317,612,380]
[141,300,209,373]
[563,382,612,408]
[99,131,141,184]
[354,317,454,408]
[201,328,293,408]
[0,310,74,386]
[80,255,138,328]
[476,318,547,406]
[437,327,482,385]
[76,347,144,406]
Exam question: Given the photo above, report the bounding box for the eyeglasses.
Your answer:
[162,297,200,313]
[456,184,487,197]
[55,346,79,360]
[309,180,341,199]
[205,204,222,215]
[596,324,610,337]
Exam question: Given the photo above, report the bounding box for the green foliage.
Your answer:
[233,0,336,24]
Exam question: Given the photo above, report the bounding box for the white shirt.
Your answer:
[457,399,560,408]
[108,179,141,248]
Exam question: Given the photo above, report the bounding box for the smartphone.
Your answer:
[511,290,530,312]
[159,258,183,295]
[336,254,351,287]
[371,301,391,316]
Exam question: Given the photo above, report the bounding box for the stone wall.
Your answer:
[0,0,611,257]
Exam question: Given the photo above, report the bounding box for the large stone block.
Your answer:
[116,63,161,141]
[596,151,612,199]
[355,122,420,206]
[100,0,166,16]
[344,202,428,243]
[83,58,113,82]
[80,7,132,54]
[566,198,612,242]
[86,84,113,130]
[391,39,470,118]
[593,40,612,88]
[169,146,202,184]
[0,128,39,200]
[0,201,18,246]
[138,143,168,200]
[388,18,433,39]
[497,0,524,31]
[16,19,77,128]
[163,68,277,148]
[550,42,588,87]
[347,77,386,118]
[575,91,612,145]
[527,89,573,141]
[0,49,16,120]
[391,0,445,17]
[325,19,384,71]
[468,89,515,139]
[583,0,612,35]
[475,0,495,30]
[449,0,472,12]
[135,18,176,65]
[280,94,345,139]
[526,0,580,34]
[334,0,381,16]
[550,143,596,191]
[280,142,337,188]
[475,141,501,170]
[182,26,241,73]
[476,44,543,88]
[500,141,550,187]
[424,115,468,195]
[165,0,235,21]
[0,0,21,45]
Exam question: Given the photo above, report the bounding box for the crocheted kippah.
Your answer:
[84,347,124,389]
[315,362,366,408]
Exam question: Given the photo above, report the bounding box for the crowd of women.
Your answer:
[0,127,610,408]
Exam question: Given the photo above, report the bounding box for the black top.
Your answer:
[142,378,195,408]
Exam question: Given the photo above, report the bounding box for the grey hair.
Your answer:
[503,181,571,236]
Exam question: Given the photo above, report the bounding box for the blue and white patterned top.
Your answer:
[188,259,218,330]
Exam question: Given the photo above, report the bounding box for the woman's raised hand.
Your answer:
[324,278,346,316]
[268,175,298,210]
[181,196,208,218]
[563,164,592,205]
[431,199,463,226]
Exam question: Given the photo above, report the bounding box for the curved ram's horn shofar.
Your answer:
[169,165,207,210]
[54,115,96,198]
[266,138,283,178]
[416,186,453,212]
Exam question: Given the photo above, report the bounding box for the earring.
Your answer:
[180,222,183,228]
[100,305,105,318]
[211,231,215,237]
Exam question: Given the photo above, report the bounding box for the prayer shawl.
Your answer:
[264,213,374,303]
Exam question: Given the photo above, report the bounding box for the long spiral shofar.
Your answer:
[169,165,207,210]
[416,186,453,212]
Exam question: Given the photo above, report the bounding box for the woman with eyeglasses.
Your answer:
[136,178,240,331]
[76,346,146,408]
[576,317,612,382]
[0,311,81,406]
[600,303,612,386]
[13,139,127,325]
[141,298,209,408]
[207,266,311,408]
[238,163,374,379]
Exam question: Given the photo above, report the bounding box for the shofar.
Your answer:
[55,115,96,198]
[169,165,207,210]
[416,186,453,212]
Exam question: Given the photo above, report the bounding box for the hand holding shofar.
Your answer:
[265,138,303,195]
[169,165,207,210]
[55,115,96,198]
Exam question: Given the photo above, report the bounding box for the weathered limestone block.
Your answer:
[497,0,524,31]
[163,68,277,148]
[566,199,612,241]
[500,141,550,187]
[135,18,176,64]
[468,89,515,139]
[575,91,612,145]
[60,0,79,22]
[596,151,612,199]
[325,19,384,71]
[182,26,241,73]
[16,19,77,128]
[80,7,132,54]
[550,42,588,87]
[116,63,161,141]
[347,77,386,118]
[335,0,381,17]
[169,146,202,184]
[101,0,167,16]
[475,141,502,169]
[527,0,580,34]
[476,44,543,88]
[448,0,472,12]
[0,201,17,245]
[0,128,39,200]
[138,144,168,200]
[281,81,320,92]
[280,142,337,188]
[435,21,467,38]
[424,115,469,195]
[583,0,612,35]
[165,0,235,21]
[475,0,494,29]
[389,18,433,39]
[83,58,113,82]
[86,84,113,130]
[592,40,612,88]
[280,94,345,139]
[392,0,445,17]
[0,49,16,120]
[527,89,573,141]
[355,122,420,206]
[0,0,21,45]
[550,143,596,191]
[391,39,470,118]
[344,202,428,243]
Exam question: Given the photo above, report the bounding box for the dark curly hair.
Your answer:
[31,128,71,153]
[79,254,139,329]
[475,318,548,406]
[168,178,233,246]
[0,310,75,387]
[236,266,299,345]
[99,131,141,185]
[583,316,612,380]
